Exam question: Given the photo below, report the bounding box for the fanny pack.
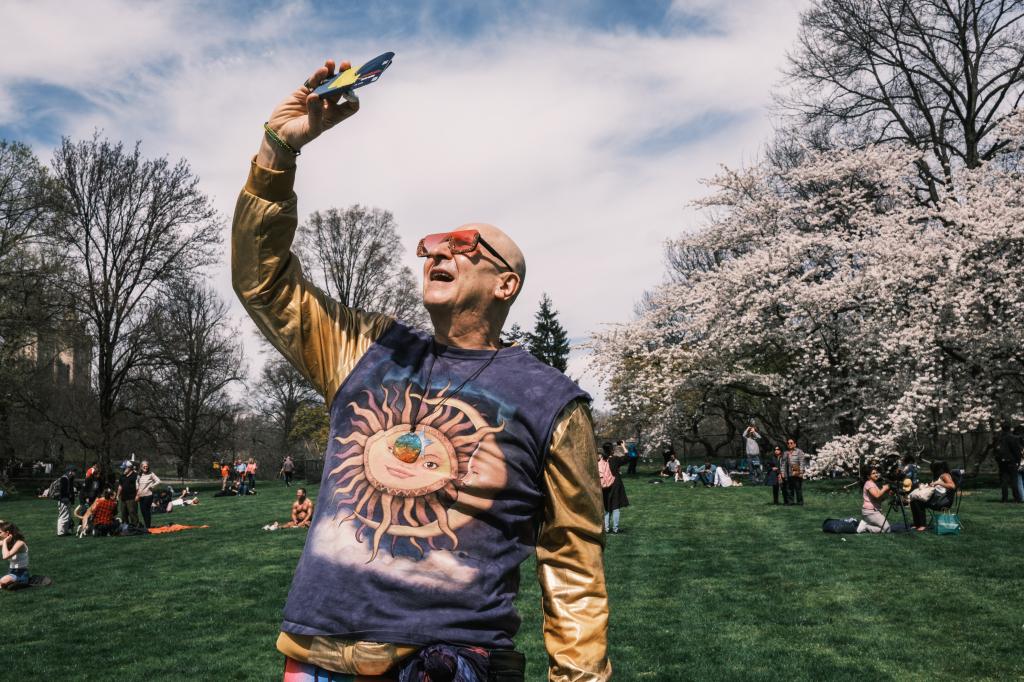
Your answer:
[397,646,525,682]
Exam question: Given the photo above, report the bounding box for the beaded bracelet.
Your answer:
[263,122,300,156]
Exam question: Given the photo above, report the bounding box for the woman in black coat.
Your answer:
[765,445,783,505]
[600,442,630,533]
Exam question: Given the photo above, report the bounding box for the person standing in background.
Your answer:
[280,456,295,487]
[782,438,805,506]
[766,446,783,505]
[56,468,75,536]
[599,443,629,534]
[743,424,761,467]
[625,443,639,475]
[135,461,162,529]
[996,423,1023,503]
[246,458,258,491]
[117,462,140,527]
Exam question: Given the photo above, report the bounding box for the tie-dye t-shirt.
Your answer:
[281,322,588,649]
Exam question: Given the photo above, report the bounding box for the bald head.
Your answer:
[459,223,526,297]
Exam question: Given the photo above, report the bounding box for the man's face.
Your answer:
[422,237,502,313]
[419,225,522,324]
[296,489,306,502]
[787,440,796,450]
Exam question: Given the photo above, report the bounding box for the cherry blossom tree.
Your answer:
[593,110,1024,475]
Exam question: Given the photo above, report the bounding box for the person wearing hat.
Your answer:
[233,59,610,681]
[116,462,140,528]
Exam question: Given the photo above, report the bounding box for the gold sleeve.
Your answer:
[536,400,612,681]
[231,159,394,401]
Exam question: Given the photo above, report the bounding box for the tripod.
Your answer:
[882,488,911,531]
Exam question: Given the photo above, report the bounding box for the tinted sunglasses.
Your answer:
[416,229,514,272]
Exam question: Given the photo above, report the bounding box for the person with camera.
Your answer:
[910,460,957,531]
[232,58,610,681]
[860,466,891,533]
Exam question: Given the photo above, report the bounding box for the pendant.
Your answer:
[393,431,423,463]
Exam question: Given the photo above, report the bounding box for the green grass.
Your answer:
[2,473,1023,681]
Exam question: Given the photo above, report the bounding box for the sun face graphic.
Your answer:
[328,384,506,562]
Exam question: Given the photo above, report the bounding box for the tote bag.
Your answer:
[935,512,961,535]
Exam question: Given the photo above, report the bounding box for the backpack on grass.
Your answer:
[822,518,859,534]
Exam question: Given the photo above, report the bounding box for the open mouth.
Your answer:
[429,269,455,282]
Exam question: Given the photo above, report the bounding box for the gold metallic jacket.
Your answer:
[233,160,611,681]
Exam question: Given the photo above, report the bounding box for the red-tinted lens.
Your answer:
[416,230,481,257]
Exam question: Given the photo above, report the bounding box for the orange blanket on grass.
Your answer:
[148,524,209,534]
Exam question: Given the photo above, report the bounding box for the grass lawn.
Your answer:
[2,472,1022,681]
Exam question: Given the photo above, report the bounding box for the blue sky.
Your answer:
[0,0,807,402]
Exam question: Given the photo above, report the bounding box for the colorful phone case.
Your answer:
[313,52,395,97]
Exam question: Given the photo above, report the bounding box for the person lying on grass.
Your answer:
[0,520,30,589]
[265,489,315,530]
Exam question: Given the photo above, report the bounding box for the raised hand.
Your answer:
[258,59,361,169]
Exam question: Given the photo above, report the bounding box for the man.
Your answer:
[56,468,75,536]
[281,488,314,529]
[782,438,805,506]
[116,462,140,527]
[279,455,295,487]
[995,423,1023,503]
[233,59,609,681]
[698,458,715,487]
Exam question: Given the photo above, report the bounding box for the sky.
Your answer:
[0,0,808,405]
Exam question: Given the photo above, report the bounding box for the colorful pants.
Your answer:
[284,657,395,681]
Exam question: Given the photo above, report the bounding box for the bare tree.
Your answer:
[49,134,221,471]
[136,281,244,477]
[250,355,320,457]
[783,0,1024,203]
[298,205,429,328]
[0,141,78,464]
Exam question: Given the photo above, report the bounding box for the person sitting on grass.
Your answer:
[698,459,715,487]
[266,488,316,530]
[860,466,891,533]
[82,489,120,536]
[215,480,241,497]
[0,521,30,589]
[73,501,91,537]
[910,460,957,531]
[660,453,681,479]
[284,488,314,528]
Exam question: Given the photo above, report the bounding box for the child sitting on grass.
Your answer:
[0,520,29,589]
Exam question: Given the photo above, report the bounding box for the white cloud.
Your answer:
[2,0,808,406]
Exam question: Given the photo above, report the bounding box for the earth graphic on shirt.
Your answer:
[327,384,507,562]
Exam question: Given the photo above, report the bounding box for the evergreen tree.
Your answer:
[501,322,528,350]
[527,293,570,372]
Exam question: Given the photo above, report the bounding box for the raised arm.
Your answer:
[536,400,612,681]
[1,537,24,560]
[233,60,393,400]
